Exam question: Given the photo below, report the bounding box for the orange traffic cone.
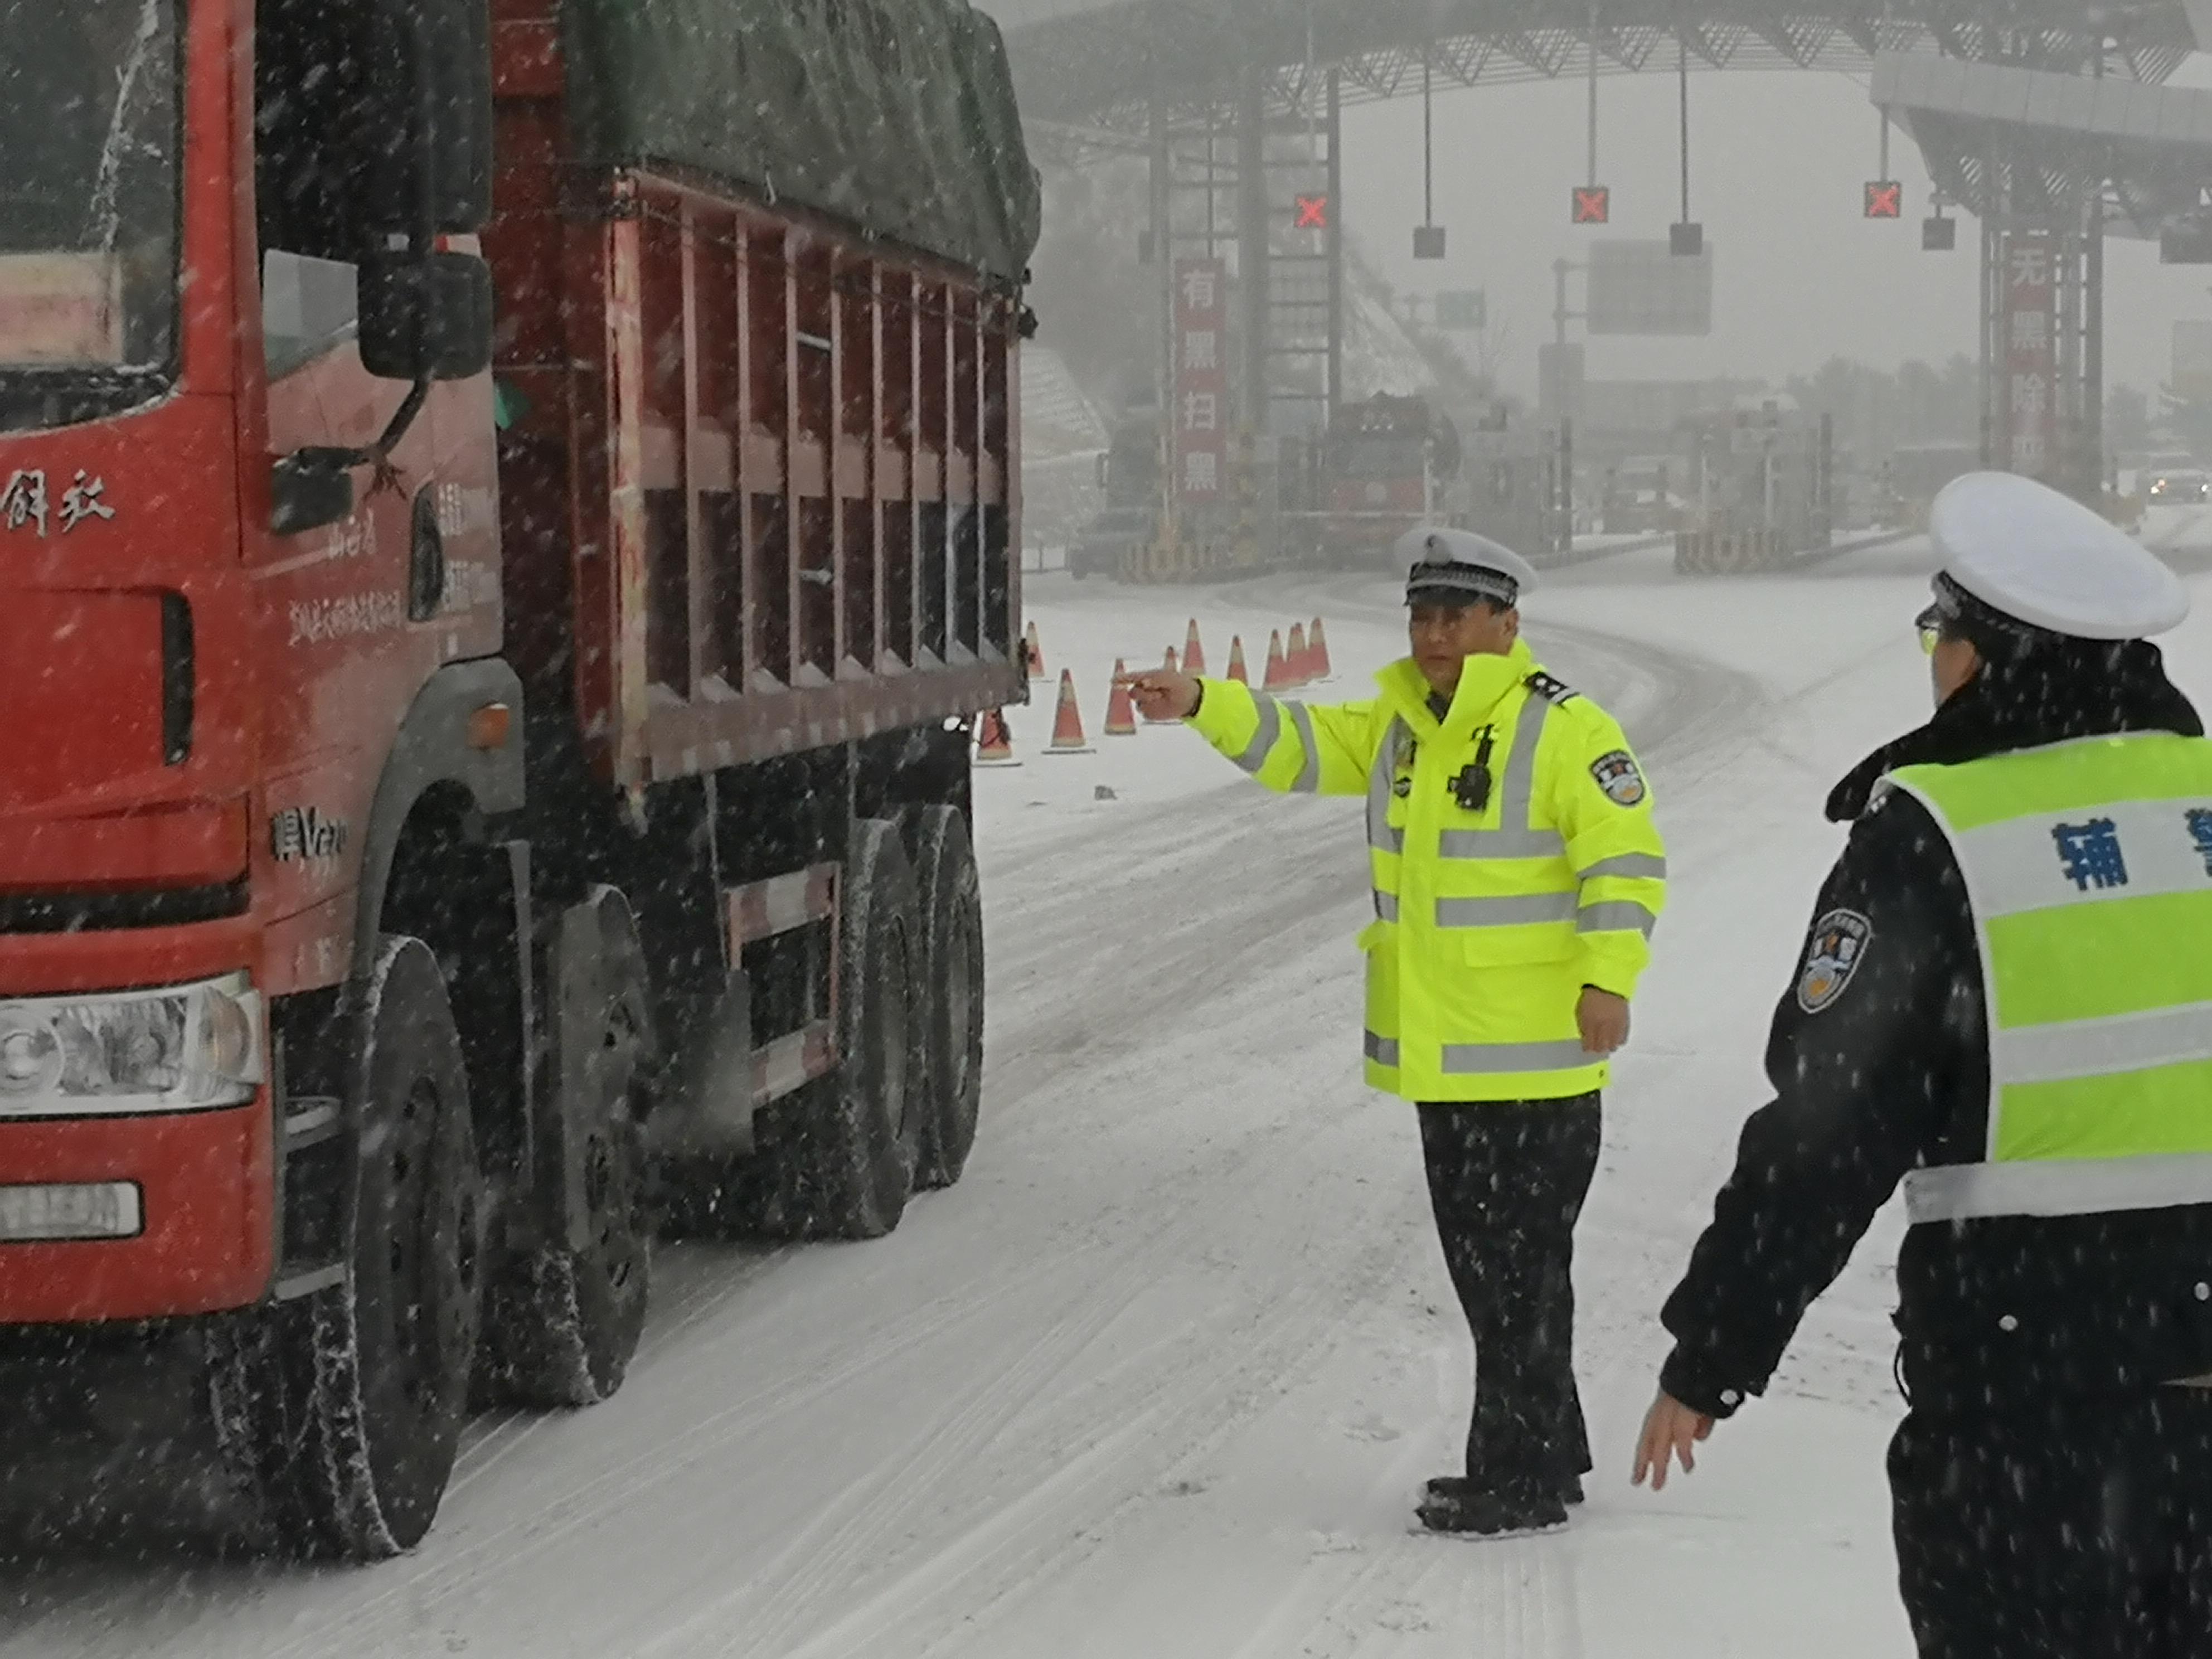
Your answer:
[1104,659,1139,736]
[1226,636,1248,685]
[1182,619,1207,676]
[1024,620,1046,681]
[1309,617,1333,682]
[974,708,1018,766]
[1262,629,1291,690]
[1163,644,1180,673]
[1045,669,1094,754]
[1286,622,1310,685]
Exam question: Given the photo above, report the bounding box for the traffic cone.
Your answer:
[1262,629,1291,690]
[1104,659,1139,736]
[1024,620,1046,681]
[1286,622,1311,685]
[974,708,1018,766]
[1226,636,1248,685]
[1309,617,1333,682]
[1163,645,1180,673]
[1045,669,1093,754]
[1182,619,1207,676]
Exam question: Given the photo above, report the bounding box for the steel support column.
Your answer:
[1236,59,1269,438]
[1326,68,1343,421]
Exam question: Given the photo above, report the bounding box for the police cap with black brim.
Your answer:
[1920,472,2190,648]
[1396,525,1540,610]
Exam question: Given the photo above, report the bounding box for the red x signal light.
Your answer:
[1571,185,1611,226]
[1865,181,1903,220]
[1294,194,1331,230]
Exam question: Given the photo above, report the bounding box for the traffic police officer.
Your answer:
[1633,473,2212,1653]
[1121,527,1667,1537]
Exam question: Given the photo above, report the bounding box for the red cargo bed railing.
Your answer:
[488,20,1023,787]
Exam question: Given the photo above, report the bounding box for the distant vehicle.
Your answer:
[1323,394,1461,564]
[1601,460,1685,535]
[1070,406,1164,579]
[2147,469,2209,504]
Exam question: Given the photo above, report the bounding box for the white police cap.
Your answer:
[1396,525,1540,608]
[1929,472,2188,641]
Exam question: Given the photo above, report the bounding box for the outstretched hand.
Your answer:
[1114,669,1202,724]
[1632,1389,1715,1492]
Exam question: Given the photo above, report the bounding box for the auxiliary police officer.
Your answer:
[1120,528,1667,1538]
[1632,473,2212,1654]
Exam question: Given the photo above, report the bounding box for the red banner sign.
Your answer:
[1174,258,1228,503]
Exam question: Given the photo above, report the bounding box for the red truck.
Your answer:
[0,0,1036,1557]
[1322,392,1462,565]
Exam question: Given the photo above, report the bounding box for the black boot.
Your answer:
[1417,1477,1569,1539]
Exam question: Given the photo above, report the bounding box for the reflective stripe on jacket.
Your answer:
[1892,731,2212,1224]
[1187,638,1666,1103]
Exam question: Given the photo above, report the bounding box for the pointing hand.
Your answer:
[1115,670,1202,723]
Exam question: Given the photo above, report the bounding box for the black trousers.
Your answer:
[1417,1094,1601,1497]
[1890,1392,2212,1657]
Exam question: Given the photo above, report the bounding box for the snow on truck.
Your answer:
[0,0,1037,1556]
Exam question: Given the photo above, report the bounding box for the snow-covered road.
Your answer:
[8,512,2212,1657]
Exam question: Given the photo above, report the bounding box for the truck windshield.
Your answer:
[0,0,180,426]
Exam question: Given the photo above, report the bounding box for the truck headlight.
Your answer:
[0,973,264,1118]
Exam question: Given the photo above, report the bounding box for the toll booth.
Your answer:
[1448,416,1573,565]
[1674,402,1835,574]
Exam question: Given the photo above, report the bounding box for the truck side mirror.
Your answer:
[359,250,494,382]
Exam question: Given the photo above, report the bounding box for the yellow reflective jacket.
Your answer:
[1188,639,1667,1103]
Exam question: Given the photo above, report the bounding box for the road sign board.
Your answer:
[1865,180,1903,219]
[1435,290,1487,331]
[1413,225,1447,261]
[1587,240,1713,336]
[1571,186,1611,226]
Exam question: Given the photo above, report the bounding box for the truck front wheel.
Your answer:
[214,937,484,1560]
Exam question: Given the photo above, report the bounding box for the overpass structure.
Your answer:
[1002,2,2199,133]
[995,1,2212,570]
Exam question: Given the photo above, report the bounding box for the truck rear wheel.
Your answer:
[213,937,484,1560]
[481,890,656,1408]
[751,818,922,1239]
[905,806,985,1190]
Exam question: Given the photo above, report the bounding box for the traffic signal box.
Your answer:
[1865,180,1903,219]
[1571,186,1611,226]
[1294,193,1330,230]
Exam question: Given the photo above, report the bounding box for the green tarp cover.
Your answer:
[560,0,1041,284]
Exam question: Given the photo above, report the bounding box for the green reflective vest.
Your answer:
[1891,731,2212,1224]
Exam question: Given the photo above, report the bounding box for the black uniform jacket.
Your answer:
[1660,639,2212,1421]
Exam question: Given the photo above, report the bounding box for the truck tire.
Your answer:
[212,937,485,1560]
[750,819,922,1239]
[480,889,656,1408]
[904,806,985,1190]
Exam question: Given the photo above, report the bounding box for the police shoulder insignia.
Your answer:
[1797,909,1873,1015]
[1589,749,1647,807]
[1525,671,1580,705]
